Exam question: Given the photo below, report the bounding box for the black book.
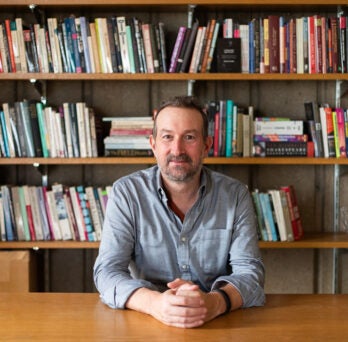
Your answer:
[216,38,241,73]
[28,101,43,157]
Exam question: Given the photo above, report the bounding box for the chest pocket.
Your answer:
[199,229,232,275]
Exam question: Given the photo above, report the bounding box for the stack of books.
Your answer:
[252,118,313,157]
[103,116,153,156]
[252,185,304,242]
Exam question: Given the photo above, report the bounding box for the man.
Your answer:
[93,96,265,328]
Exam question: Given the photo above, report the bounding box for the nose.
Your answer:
[171,137,185,155]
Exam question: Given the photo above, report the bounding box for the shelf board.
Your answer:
[1,233,347,249]
[0,73,347,81]
[259,233,348,249]
[2,157,348,165]
[4,0,348,6]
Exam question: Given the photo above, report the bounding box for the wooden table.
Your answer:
[2,293,348,341]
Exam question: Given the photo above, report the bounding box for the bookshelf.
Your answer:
[0,0,347,294]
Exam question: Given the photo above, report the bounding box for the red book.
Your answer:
[280,185,303,240]
[307,16,316,74]
[314,15,323,73]
[268,15,280,73]
[330,17,338,73]
[4,19,16,72]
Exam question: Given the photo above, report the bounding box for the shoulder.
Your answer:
[204,167,248,193]
[112,165,159,193]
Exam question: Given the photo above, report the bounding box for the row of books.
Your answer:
[0,101,100,158]
[0,184,111,242]
[103,116,153,157]
[222,14,348,74]
[0,15,168,74]
[0,182,301,243]
[252,185,304,242]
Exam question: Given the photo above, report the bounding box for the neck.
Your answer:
[162,174,201,222]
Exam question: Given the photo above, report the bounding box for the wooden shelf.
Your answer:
[1,233,347,249]
[1,73,347,81]
[2,157,348,165]
[3,0,348,6]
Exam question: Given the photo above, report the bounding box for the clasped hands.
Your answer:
[150,278,224,328]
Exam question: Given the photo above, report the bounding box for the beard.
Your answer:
[162,154,202,182]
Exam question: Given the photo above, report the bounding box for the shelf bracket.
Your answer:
[30,79,47,106]
[187,4,196,28]
[29,3,46,25]
[33,163,48,187]
[187,79,195,96]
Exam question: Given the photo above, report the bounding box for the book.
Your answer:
[304,101,324,157]
[259,192,279,241]
[117,16,131,73]
[216,38,241,73]
[85,186,103,241]
[253,141,311,157]
[280,185,303,240]
[76,185,96,241]
[269,189,292,241]
[1,185,16,241]
[251,190,269,241]
[46,189,64,240]
[141,23,155,73]
[28,186,44,241]
[10,186,26,241]
[254,120,304,135]
[169,26,187,73]
[68,186,87,241]
[52,184,73,241]
[268,15,280,73]
[188,26,205,73]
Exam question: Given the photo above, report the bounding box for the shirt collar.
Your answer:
[155,165,209,200]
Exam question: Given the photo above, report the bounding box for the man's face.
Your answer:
[150,106,212,183]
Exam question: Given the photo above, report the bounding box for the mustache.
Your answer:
[167,154,192,163]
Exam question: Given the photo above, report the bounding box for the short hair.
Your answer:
[153,95,208,138]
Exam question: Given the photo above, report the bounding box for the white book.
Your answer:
[296,17,304,74]
[84,106,92,157]
[44,107,57,157]
[69,186,87,241]
[254,120,304,135]
[76,102,87,158]
[239,24,249,73]
[47,17,63,73]
[63,103,73,158]
[85,187,103,241]
[52,184,73,240]
[190,26,206,73]
[319,106,329,158]
[117,16,131,73]
[45,190,63,240]
[269,190,287,242]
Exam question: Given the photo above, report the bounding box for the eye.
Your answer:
[161,134,173,141]
[184,134,196,141]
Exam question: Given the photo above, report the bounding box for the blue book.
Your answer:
[1,185,16,241]
[259,192,279,241]
[249,19,255,73]
[76,185,96,241]
[0,111,10,157]
[225,99,234,157]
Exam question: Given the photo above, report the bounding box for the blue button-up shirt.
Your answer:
[93,165,265,309]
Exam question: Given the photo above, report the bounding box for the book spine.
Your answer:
[169,26,187,73]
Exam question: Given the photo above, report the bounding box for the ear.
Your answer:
[149,134,156,153]
[204,136,213,156]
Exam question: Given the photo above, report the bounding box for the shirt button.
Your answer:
[181,237,186,243]
[182,264,188,270]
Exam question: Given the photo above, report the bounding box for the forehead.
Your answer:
[156,106,203,128]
